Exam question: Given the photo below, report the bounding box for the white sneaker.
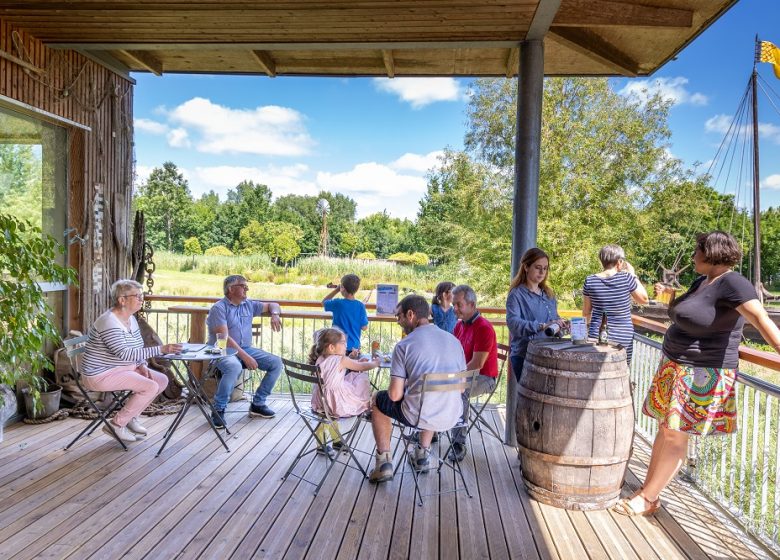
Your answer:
[102,422,138,443]
[126,417,148,436]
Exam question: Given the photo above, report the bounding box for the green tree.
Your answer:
[426,77,688,299]
[0,144,42,229]
[761,207,780,283]
[191,191,220,249]
[183,236,203,256]
[134,162,194,252]
[238,220,303,263]
[356,211,417,258]
[271,191,358,256]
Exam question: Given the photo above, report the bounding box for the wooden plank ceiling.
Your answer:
[0,0,737,78]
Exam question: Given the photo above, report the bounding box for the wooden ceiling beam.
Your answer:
[554,0,691,28]
[505,47,518,78]
[381,49,395,78]
[555,0,693,28]
[119,49,162,75]
[251,50,277,77]
[548,26,638,76]
[526,0,562,41]
[47,40,520,51]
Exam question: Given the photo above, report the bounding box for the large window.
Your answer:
[0,104,69,332]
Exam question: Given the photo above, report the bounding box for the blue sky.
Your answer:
[133,0,780,220]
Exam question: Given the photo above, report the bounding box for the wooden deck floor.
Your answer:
[0,397,774,560]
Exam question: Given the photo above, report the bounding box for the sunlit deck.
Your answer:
[0,398,773,560]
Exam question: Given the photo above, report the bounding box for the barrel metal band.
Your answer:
[518,444,628,466]
[525,363,627,379]
[517,386,632,409]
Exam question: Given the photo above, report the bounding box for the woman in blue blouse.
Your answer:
[506,248,566,381]
[431,281,456,333]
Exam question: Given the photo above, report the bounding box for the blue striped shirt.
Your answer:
[582,272,638,361]
[82,310,162,375]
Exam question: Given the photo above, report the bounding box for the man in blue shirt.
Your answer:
[206,274,283,428]
[322,273,368,355]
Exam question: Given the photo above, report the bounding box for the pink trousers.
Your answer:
[82,365,168,427]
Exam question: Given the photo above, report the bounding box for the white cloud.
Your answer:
[166,97,314,156]
[618,77,708,107]
[134,118,167,135]
[167,127,191,148]
[373,78,466,109]
[189,164,317,199]
[705,114,780,142]
[316,162,427,219]
[762,174,780,189]
[390,150,444,173]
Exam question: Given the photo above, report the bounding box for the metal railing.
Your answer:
[143,295,780,554]
[142,297,513,400]
[631,333,780,556]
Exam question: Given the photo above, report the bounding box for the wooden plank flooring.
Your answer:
[0,398,775,560]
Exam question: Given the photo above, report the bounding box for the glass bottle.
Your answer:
[598,312,609,345]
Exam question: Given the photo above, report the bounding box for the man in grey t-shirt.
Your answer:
[369,295,467,483]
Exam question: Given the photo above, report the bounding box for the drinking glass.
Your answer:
[216,333,228,355]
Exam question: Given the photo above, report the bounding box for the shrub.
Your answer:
[204,245,234,257]
[409,252,430,266]
[355,251,376,260]
[183,236,203,256]
[388,252,413,264]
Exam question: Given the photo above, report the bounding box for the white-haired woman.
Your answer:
[81,280,182,443]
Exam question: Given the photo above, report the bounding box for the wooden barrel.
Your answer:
[516,340,634,510]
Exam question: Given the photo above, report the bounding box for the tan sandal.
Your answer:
[611,496,661,517]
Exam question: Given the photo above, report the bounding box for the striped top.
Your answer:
[81,310,162,375]
[582,272,638,360]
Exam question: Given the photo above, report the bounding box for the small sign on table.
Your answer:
[376,284,399,315]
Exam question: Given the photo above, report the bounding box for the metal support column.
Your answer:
[505,39,545,446]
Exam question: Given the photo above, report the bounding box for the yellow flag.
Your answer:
[759,41,780,79]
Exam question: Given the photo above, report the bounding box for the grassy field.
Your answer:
[149,269,432,304]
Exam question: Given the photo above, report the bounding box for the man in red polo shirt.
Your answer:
[449,284,498,462]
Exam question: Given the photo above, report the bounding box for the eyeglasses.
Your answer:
[122,293,144,301]
[231,284,250,290]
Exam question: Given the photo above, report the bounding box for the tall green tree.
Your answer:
[0,144,41,229]
[134,162,194,251]
[424,77,700,299]
[356,211,417,258]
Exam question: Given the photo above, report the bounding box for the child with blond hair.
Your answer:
[309,327,378,457]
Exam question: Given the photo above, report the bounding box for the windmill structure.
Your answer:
[317,198,330,256]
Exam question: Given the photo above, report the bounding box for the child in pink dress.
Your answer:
[309,328,378,457]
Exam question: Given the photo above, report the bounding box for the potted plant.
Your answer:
[0,213,77,424]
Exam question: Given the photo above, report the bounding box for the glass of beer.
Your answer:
[216,333,228,355]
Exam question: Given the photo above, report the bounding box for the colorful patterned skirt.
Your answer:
[642,357,738,436]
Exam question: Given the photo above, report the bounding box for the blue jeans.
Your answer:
[212,346,283,411]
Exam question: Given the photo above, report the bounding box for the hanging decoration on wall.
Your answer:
[92,183,104,292]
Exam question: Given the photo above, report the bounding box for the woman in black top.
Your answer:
[613,231,780,516]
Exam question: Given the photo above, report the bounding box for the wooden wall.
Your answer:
[0,17,135,331]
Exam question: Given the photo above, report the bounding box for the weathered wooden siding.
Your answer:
[0,17,134,331]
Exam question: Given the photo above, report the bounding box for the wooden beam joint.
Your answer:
[251,50,277,77]
[548,26,638,76]
[381,49,395,78]
[120,49,162,76]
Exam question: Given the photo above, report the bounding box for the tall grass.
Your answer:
[152,251,462,294]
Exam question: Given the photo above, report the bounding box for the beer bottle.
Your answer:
[598,312,609,345]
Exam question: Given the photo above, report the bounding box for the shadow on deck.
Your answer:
[0,398,774,559]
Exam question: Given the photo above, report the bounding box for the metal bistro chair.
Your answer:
[393,368,480,506]
[63,335,133,451]
[281,358,371,495]
[465,342,509,443]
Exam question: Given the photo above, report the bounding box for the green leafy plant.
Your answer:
[0,214,77,406]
